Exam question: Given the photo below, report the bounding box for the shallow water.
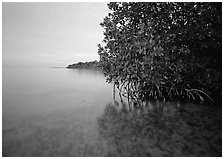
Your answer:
[2,67,113,156]
[98,102,222,157]
[2,67,222,156]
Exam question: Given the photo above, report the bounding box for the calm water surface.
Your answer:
[3,68,113,156]
[3,68,222,157]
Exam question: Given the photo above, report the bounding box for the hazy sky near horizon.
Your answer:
[3,2,109,68]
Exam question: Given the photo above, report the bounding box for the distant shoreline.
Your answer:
[51,67,65,68]
[66,60,101,70]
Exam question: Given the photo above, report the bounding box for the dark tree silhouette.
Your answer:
[98,2,222,104]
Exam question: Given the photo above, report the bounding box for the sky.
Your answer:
[2,2,109,68]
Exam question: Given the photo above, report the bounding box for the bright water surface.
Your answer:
[3,67,114,156]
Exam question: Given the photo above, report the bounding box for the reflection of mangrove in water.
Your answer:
[97,100,222,157]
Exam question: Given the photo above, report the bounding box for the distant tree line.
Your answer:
[98,2,222,104]
[67,60,100,69]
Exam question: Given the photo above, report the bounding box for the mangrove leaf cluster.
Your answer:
[98,2,222,103]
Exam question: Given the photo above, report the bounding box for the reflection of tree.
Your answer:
[97,102,221,156]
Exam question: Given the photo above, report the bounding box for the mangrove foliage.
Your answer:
[98,2,222,104]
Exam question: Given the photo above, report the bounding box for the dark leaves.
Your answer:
[98,2,221,103]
